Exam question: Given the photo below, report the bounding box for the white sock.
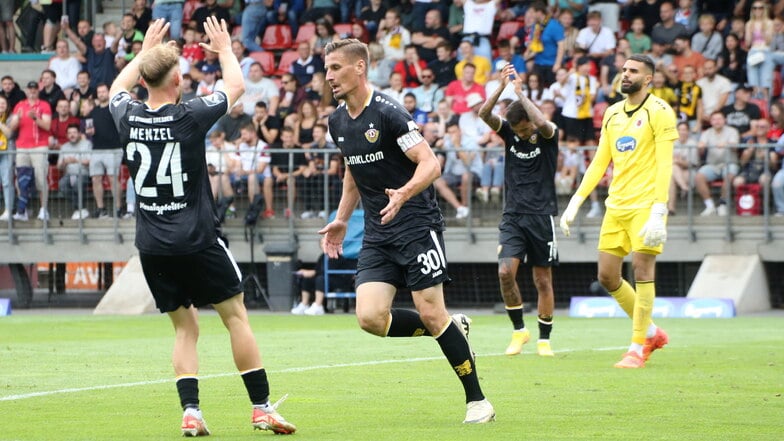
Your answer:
[646,324,657,339]
[628,343,644,356]
[704,199,715,209]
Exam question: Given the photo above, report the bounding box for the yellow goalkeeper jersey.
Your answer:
[577,93,678,210]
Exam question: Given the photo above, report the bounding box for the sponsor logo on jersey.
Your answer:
[344,151,385,165]
[509,145,541,160]
[202,92,225,107]
[615,136,637,152]
[364,123,379,143]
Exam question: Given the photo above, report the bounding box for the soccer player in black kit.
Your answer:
[318,39,495,424]
[478,64,560,358]
[108,18,296,436]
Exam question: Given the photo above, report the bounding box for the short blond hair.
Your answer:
[138,44,180,88]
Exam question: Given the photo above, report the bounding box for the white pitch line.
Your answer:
[0,346,627,402]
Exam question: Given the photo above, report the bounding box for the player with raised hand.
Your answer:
[560,54,676,368]
[319,38,494,424]
[109,17,296,435]
[478,63,560,357]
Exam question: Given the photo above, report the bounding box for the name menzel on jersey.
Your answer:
[128,126,176,141]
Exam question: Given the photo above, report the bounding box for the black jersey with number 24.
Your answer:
[110,91,229,255]
[328,91,444,245]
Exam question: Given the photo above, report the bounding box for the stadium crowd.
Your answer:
[2,0,784,224]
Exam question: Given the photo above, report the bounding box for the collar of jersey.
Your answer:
[144,102,173,112]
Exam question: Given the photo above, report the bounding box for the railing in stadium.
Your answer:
[0,144,782,248]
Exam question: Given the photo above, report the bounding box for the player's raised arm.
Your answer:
[110,18,171,98]
[512,70,556,140]
[201,17,244,111]
[478,63,514,132]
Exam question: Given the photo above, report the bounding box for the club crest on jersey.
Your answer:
[615,136,637,152]
[365,123,379,143]
[529,133,538,143]
[635,119,643,127]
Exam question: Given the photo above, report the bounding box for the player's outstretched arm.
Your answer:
[110,18,171,98]
[318,168,359,258]
[201,16,244,110]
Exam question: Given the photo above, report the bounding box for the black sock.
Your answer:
[506,306,524,330]
[538,315,553,340]
[386,309,431,337]
[436,322,484,403]
[176,377,199,410]
[241,368,270,406]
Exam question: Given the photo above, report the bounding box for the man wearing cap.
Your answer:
[8,81,52,221]
[197,63,224,96]
[721,86,762,139]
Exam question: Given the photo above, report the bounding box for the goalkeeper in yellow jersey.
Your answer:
[559,55,677,368]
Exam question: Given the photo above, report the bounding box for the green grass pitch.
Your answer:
[0,312,782,440]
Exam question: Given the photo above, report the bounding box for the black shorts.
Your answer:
[562,116,595,143]
[498,213,559,267]
[356,228,450,292]
[140,238,244,313]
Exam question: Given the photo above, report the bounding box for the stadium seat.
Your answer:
[119,164,130,191]
[333,23,352,37]
[261,24,293,51]
[593,102,608,130]
[249,51,276,75]
[294,22,315,47]
[324,209,362,313]
[497,21,522,43]
[276,50,298,76]
[749,98,769,120]
[47,164,59,191]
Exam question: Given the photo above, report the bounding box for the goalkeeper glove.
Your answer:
[559,195,585,237]
[639,202,668,247]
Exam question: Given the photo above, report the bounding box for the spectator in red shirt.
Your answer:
[49,98,81,164]
[393,45,427,88]
[8,81,53,221]
[445,63,486,115]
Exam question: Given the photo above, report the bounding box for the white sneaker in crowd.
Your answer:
[700,205,717,216]
[586,203,602,218]
[300,210,316,219]
[717,204,728,216]
[304,304,325,316]
[456,206,470,219]
[37,208,49,221]
[490,187,501,202]
[291,302,308,315]
[13,211,28,221]
[0,210,9,221]
[475,188,489,203]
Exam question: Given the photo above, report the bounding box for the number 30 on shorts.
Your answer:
[417,249,444,275]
